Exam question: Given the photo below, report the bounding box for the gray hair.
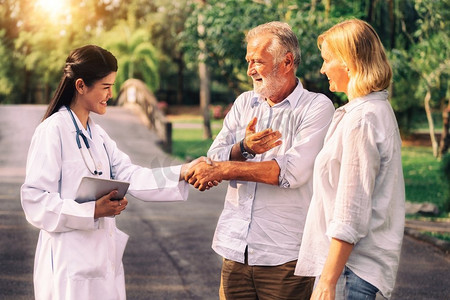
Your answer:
[246,21,301,69]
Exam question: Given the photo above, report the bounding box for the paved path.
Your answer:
[406,219,450,233]
[0,105,449,299]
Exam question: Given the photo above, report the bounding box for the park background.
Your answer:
[0,0,449,236]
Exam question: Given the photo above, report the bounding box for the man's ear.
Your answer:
[283,52,294,72]
[75,78,85,94]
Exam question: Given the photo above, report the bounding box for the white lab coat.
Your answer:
[21,106,188,300]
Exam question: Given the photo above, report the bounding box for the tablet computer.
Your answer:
[75,177,130,203]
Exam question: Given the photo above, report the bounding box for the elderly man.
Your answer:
[186,21,335,299]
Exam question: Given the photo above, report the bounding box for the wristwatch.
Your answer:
[240,139,255,159]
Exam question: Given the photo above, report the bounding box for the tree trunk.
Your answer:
[367,0,379,23]
[44,83,50,104]
[311,0,317,14]
[324,0,331,20]
[175,53,184,106]
[197,2,212,139]
[424,89,439,157]
[199,60,212,139]
[439,98,450,156]
[25,69,33,104]
[387,0,395,49]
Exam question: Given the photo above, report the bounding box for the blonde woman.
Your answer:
[295,19,405,300]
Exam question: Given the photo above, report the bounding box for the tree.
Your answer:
[183,0,291,139]
[0,0,122,104]
[409,0,450,158]
[183,0,286,98]
[0,30,15,103]
[102,25,160,96]
[197,0,212,139]
[146,0,194,105]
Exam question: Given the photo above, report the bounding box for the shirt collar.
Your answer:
[60,105,95,136]
[251,78,304,109]
[339,90,389,113]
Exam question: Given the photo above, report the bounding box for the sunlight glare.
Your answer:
[35,0,67,19]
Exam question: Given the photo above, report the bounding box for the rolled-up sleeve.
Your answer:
[275,97,335,188]
[327,119,380,244]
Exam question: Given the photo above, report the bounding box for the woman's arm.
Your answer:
[311,238,354,300]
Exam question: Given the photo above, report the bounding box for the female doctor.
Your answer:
[21,45,205,299]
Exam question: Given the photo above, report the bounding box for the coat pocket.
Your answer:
[63,229,109,280]
[114,229,129,275]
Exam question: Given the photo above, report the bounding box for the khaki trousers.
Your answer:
[219,256,314,300]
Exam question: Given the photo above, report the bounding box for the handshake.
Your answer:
[181,157,222,191]
[180,117,283,192]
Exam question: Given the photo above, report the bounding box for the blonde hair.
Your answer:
[317,19,392,100]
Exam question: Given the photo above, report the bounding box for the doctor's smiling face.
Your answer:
[74,71,117,118]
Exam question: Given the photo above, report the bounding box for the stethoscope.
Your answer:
[66,105,104,176]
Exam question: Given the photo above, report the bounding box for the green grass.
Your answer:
[423,231,450,242]
[402,146,450,214]
[172,127,221,161]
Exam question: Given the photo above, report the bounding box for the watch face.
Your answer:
[243,151,255,159]
[240,139,255,159]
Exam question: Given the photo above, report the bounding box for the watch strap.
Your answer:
[240,139,255,159]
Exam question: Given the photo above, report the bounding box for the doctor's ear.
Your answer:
[75,79,85,94]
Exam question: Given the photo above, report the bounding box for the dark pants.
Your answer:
[219,253,314,300]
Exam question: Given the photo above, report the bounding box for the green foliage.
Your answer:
[182,0,285,95]
[423,231,450,242]
[182,0,359,102]
[288,3,344,100]
[101,25,160,95]
[0,30,14,101]
[411,31,449,107]
[0,0,448,151]
[388,49,423,132]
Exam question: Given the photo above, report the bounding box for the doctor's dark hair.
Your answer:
[42,45,118,120]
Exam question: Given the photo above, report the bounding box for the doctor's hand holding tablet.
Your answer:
[93,189,128,218]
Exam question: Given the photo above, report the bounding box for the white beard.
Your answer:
[252,64,287,100]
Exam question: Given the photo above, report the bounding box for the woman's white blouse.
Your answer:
[20,106,188,299]
[295,91,405,299]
